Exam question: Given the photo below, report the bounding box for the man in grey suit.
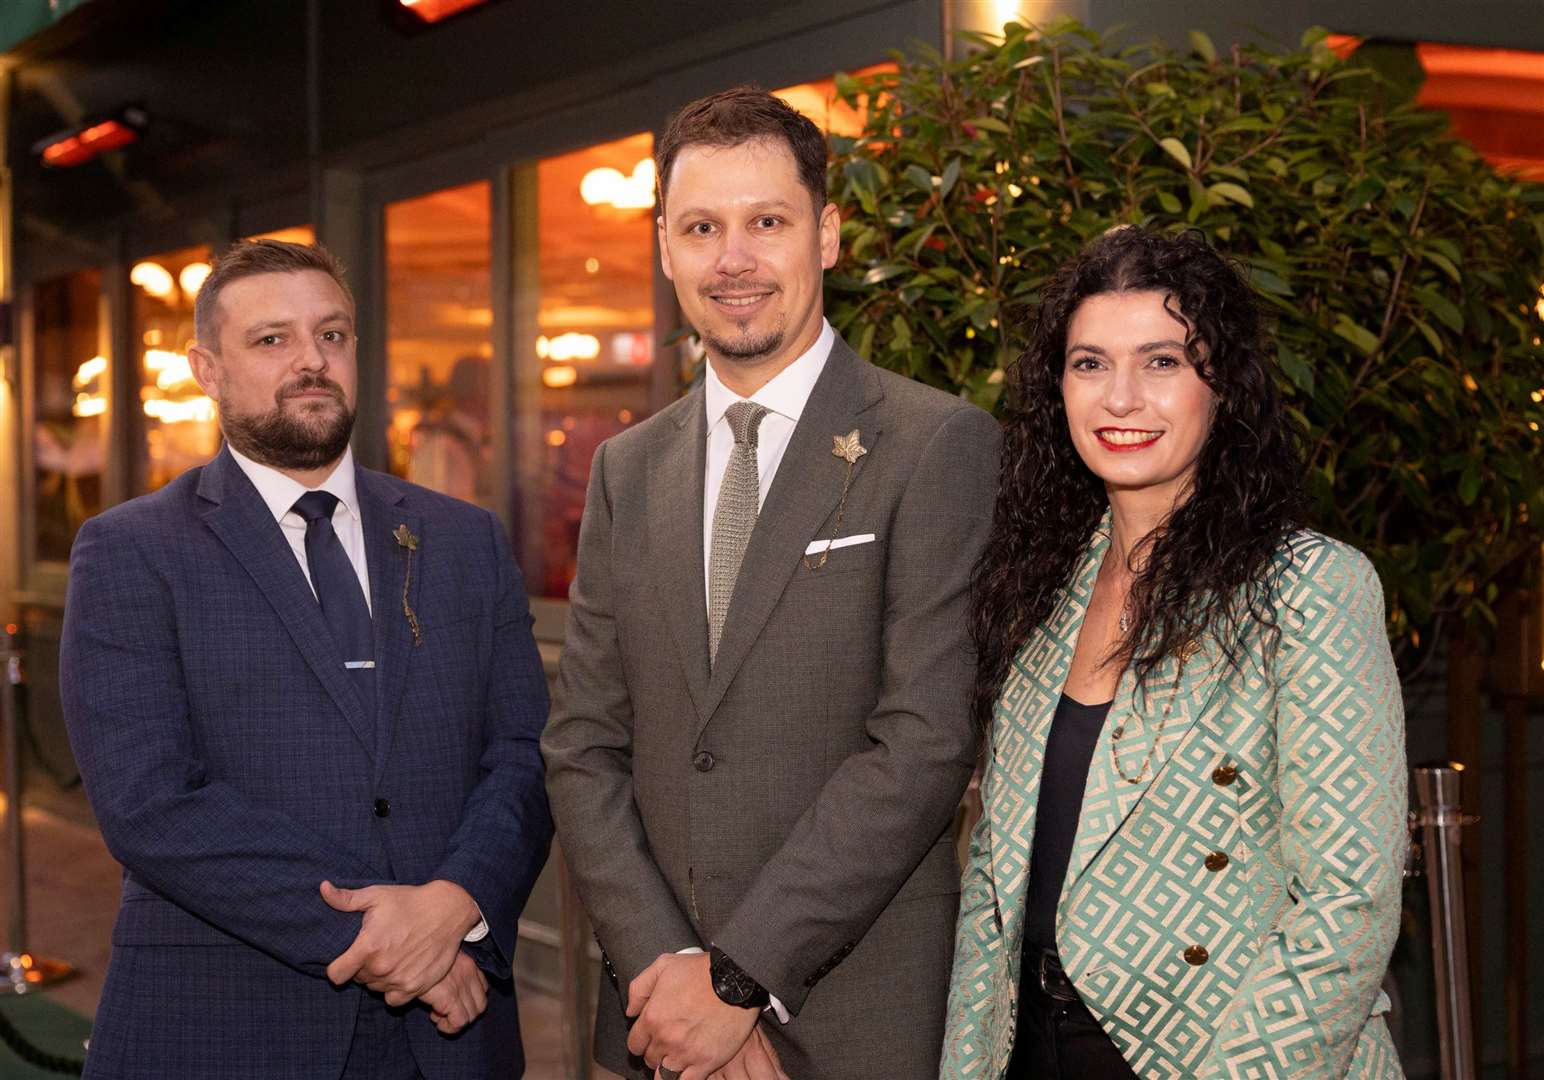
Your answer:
[542,86,999,1080]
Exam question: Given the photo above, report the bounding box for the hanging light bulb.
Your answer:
[179,261,212,296]
[130,261,175,299]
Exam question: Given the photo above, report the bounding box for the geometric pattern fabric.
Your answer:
[942,520,1408,1079]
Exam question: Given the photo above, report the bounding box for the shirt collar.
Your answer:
[704,318,834,434]
[228,444,362,526]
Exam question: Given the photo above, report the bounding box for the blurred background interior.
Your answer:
[0,1,1540,1076]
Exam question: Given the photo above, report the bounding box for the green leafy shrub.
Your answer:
[826,19,1544,660]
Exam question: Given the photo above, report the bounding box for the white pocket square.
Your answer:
[804,533,876,555]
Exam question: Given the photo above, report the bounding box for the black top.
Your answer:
[1022,693,1113,950]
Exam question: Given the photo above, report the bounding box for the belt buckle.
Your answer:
[1038,949,1077,1003]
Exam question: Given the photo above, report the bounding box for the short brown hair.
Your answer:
[655,85,829,211]
[194,239,353,351]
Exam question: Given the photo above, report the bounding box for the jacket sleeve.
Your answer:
[541,440,702,991]
[431,509,554,980]
[941,797,1003,1078]
[1202,542,1407,1077]
[713,405,1000,1014]
[60,513,376,977]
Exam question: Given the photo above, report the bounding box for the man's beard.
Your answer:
[700,280,784,363]
[220,373,355,472]
[704,324,784,363]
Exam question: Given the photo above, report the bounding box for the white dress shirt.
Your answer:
[228,445,372,612]
[227,445,489,944]
[702,318,834,610]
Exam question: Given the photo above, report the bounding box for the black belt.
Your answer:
[1033,947,1080,1003]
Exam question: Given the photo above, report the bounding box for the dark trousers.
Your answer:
[1007,951,1138,1079]
[339,994,424,1080]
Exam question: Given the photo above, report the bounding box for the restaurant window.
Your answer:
[511,132,656,599]
[772,65,893,137]
[384,181,494,507]
[131,244,220,492]
[32,269,106,564]
[1327,37,1544,179]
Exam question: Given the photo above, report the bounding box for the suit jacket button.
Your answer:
[1184,945,1209,965]
[693,751,715,772]
[1205,851,1229,872]
[373,798,391,818]
[1211,764,1238,786]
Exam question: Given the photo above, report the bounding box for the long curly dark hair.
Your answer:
[972,227,1304,729]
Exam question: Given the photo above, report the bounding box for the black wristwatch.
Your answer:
[709,945,770,1010]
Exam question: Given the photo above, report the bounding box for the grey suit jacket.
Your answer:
[542,336,999,1078]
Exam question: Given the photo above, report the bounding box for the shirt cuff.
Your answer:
[463,907,490,943]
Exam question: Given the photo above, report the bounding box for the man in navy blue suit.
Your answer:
[60,239,552,1079]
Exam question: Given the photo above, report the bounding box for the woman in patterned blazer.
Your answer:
[943,228,1407,1079]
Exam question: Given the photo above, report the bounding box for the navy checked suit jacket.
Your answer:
[60,447,552,1080]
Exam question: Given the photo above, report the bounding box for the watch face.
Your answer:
[711,948,766,1007]
[715,966,755,1004]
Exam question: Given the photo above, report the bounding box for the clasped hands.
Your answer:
[321,879,487,1035]
[626,952,789,1080]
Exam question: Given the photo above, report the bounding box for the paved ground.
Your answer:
[2,795,619,1079]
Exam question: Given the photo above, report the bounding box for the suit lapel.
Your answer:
[1061,591,1228,899]
[647,392,712,726]
[985,523,1107,948]
[196,448,376,758]
[358,468,422,781]
[697,340,883,736]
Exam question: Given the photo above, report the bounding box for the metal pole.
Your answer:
[0,627,74,993]
[1413,764,1477,1080]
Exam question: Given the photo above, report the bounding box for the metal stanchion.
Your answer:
[0,627,75,993]
[1410,764,1477,1080]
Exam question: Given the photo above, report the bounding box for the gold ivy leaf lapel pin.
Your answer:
[804,430,868,571]
[832,429,868,465]
[393,525,424,647]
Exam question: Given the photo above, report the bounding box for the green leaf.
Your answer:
[1411,318,1444,355]
[1333,315,1381,356]
[1458,463,1480,505]
[1159,137,1193,170]
[966,115,1011,133]
[1410,286,1465,333]
[1249,265,1294,296]
[904,164,933,194]
[1156,190,1183,214]
[1346,177,1384,208]
[1208,182,1254,208]
[939,158,962,200]
[1423,250,1462,284]
[1188,30,1218,63]
[861,264,908,285]
[1279,347,1315,394]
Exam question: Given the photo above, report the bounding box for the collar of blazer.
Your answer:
[985,509,1228,961]
[196,446,424,780]
[646,335,886,739]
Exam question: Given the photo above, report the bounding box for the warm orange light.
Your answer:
[774,64,895,138]
[545,429,567,447]
[4,624,17,637]
[397,0,489,24]
[542,364,578,389]
[40,118,139,167]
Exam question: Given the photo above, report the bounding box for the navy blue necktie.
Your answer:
[292,491,377,729]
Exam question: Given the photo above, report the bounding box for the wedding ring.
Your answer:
[658,1067,682,1080]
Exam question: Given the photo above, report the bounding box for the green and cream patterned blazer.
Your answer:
[943,523,1407,1079]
